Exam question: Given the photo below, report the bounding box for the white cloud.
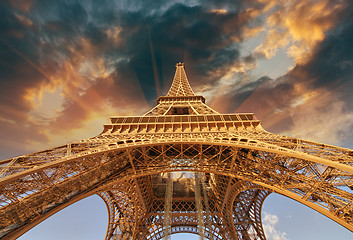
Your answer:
[263,212,288,240]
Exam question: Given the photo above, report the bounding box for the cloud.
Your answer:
[283,93,353,145]
[5,0,33,13]
[221,3,353,146]
[0,0,268,155]
[234,67,353,146]
[262,213,288,240]
[254,0,348,64]
[117,2,260,97]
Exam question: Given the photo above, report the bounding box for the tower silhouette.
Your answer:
[1,63,353,239]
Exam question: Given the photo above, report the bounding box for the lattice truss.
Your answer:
[1,63,353,239]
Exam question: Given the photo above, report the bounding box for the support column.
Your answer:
[200,173,214,240]
[99,190,135,240]
[194,173,205,240]
[164,173,173,240]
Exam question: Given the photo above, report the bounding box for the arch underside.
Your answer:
[98,175,270,240]
[1,136,353,239]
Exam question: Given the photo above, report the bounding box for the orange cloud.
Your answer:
[14,14,33,27]
[209,9,228,15]
[7,0,33,12]
[254,29,289,59]
[19,36,149,151]
[241,26,263,39]
[254,0,347,64]
[104,26,123,46]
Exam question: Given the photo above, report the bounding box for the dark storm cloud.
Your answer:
[40,1,88,34]
[275,6,353,109]
[112,2,260,100]
[0,0,267,156]
[0,0,103,119]
[0,1,45,118]
[0,0,262,108]
[296,13,353,104]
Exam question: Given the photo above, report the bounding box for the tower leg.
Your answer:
[225,183,270,240]
[164,173,173,240]
[99,178,147,240]
[200,173,214,240]
[99,191,135,240]
[195,173,205,240]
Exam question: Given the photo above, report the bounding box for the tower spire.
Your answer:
[166,62,195,96]
[145,62,215,116]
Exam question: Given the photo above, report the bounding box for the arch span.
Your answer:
[1,140,353,239]
[18,195,107,240]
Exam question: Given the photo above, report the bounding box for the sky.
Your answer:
[1,0,353,239]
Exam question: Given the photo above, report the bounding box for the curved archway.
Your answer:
[1,141,352,239]
[15,191,353,240]
[18,195,107,240]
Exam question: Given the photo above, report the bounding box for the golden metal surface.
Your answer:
[1,63,353,239]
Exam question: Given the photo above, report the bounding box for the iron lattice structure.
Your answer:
[1,63,353,239]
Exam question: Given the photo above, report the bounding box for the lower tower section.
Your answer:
[99,172,270,240]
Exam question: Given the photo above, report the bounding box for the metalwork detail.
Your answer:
[0,63,353,239]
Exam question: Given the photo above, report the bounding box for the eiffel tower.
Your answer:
[1,63,353,239]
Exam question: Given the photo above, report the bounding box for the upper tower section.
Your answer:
[155,62,206,107]
[145,62,216,116]
[102,62,262,134]
[166,63,195,97]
